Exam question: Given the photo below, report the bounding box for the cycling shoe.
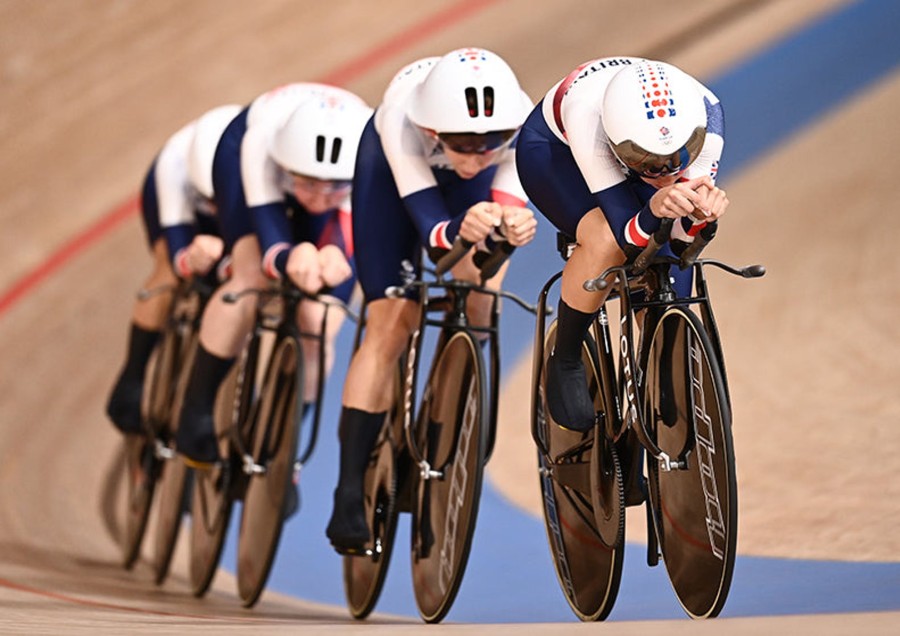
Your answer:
[545,353,596,432]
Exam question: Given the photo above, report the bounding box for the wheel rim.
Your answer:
[189,463,232,596]
[237,338,301,607]
[411,332,487,623]
[152,457,189,585]
[121,435,157,569]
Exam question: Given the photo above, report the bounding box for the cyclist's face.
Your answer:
[443,147,494,180]
[289,175,351,213]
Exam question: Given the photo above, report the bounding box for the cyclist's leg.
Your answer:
[107,167,177,433]
[176,234,266,464]
[517,116,626,431]
[327,116,421,550]
[449,253,507,338]
[547,210,623,432]
[326,298,417,550]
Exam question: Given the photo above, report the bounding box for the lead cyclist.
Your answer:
[515,57,730,436]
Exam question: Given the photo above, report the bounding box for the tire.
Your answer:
[121,434,158,569]
[410,331,488,624]
[188,360,244,597]
[643,306,736,619]
[152,326,199,585]
[534,320,624,621]
[152,458,191,585]
[343,363,404,620]
[121,328,179,569]
[236,336,303,608]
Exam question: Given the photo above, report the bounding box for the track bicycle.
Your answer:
[121,276,213,575]
[532,219,765,620]
[340,239,538,623]
[187,279,356,607]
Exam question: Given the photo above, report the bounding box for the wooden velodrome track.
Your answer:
[1,0,898,633]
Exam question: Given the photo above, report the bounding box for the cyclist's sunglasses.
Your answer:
[610,126,706,178]
[289,173,352,194]
[437,129,517,155]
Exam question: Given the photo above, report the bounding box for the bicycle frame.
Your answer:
[396,266,507,482]
[222,281,358,477]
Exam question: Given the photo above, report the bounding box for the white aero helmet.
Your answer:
[407,47,532,152]
[602,60,707,177]
[187,104,242,199]
[270,88,373,181]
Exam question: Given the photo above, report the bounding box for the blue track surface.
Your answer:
[216,0,900,622]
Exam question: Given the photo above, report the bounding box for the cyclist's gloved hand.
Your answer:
[287,242,323,294]
[499,205,537,247]
[317,244,353,289]
[459,201,502,244]
[186,235,224,276]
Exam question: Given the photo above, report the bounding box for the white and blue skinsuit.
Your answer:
[516,56,725,296]
[212,83,362,301]
[350,57,531,301]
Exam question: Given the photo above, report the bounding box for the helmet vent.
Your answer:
[483,87,494,116]
[465,87,478,117]
[314,135,343,165]
[464,86,495,118]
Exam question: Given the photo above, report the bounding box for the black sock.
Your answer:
[120,323,161,382]
[182,345,235,411]
[553,300,595,363]
[335,407,386,495]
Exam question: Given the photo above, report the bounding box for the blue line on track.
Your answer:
[216,0,900,622]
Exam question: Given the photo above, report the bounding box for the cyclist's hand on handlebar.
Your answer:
[286,242,323,294]
[650,176,713,220]
[317,244,353,289]
[186,235,224,275]
[500,205,537,247]
[692,182,730,221]
[459,201,502,243]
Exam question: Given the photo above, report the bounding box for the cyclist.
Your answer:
[325,48,537,552]
[106,104,241,435]
[516,57,729,434]
[174,83,372,470]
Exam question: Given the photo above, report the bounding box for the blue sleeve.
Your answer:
[403,187,459,246]
[594,181,659,246]
[250,202,292,276]
[163,224,195,271]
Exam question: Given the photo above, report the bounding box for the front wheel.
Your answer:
[410,330,488,624]
[236,335,303,608]
[643,306,737,619]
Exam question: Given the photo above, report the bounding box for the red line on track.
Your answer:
[0,575,259,622]
[0,0,503,319]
